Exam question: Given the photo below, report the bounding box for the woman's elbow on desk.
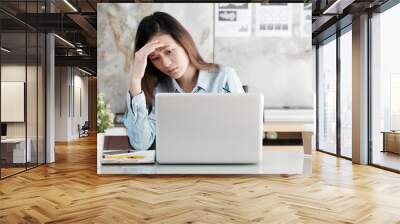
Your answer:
[124,114,154,151]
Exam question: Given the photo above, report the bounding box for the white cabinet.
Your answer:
[1,138,31,163]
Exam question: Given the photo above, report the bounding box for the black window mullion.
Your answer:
[44,32,47,164]
[336,29,341,157]
[25,0,28,171]
[316,45,320,150]
[367,11,373,165]
[0,28,2,179]
[36,0,39,167]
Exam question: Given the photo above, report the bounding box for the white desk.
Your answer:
[1,138,31,163]
[97,129,312,175]
[98,144,311,175]
[97,150,312,175]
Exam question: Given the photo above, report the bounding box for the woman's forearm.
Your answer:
[130,79,142,96]
[123,91,155,150]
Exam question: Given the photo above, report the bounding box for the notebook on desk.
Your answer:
[101,135,155,164]
[103,135,131,150]
[102,150,155,164]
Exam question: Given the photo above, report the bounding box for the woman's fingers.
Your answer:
[134,41,164,60]
[143,42,164,56]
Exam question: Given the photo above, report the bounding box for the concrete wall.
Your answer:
[98,3,312,114]
[214,4,312,108]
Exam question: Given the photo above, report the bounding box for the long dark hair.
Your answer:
[134,11,218,110]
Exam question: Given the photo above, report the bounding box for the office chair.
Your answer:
[79,121,90,138]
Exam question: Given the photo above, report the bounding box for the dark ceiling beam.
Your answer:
[66,13,97,45]
[6,12,97,47]
[55,55,96,71]
[0,8,38,31]
[311,0,390,43]
[52,0,78,13]
[55,47,96,57]
[0,18,27,31]
[100,0,306,2]
[323,0,356,14]
[10,13,82,32]
[86,0,97,11]
[312,14,352,44]
[78,66,97,75]
[312,15,335,33]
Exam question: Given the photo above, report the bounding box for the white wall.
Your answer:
[55,67,89,141]
[215,4,312,108]
[1,64,46,164]
[55,67,68,141]
[1,65,38,138]
[71,73,89,138]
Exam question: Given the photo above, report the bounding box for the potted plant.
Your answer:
[97,92,114,149]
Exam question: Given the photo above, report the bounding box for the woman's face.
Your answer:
[147,34,190,79]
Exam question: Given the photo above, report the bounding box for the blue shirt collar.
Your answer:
[170,69,211,93]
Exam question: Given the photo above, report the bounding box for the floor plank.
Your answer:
[372,151,400,171]
[1,135,400,223]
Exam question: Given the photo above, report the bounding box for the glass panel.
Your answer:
[27,31,38,169]
[38,32,45,165]
[27,0,39,169]
[1,31,27,177]
[371,4,400,171]
[36,0,46,165]
[0,1,46,178]
[318,37,337,154]
[340,29,352,158]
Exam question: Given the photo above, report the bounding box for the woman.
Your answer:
[124,11,244,150]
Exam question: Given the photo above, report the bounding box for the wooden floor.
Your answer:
[1,163,45,178]
[1,135,400,223]
[1,167,26,178]
[373,151,400,171]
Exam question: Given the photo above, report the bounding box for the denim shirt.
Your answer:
[123,66,245,150]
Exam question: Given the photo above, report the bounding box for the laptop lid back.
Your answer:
[156,93,263,164]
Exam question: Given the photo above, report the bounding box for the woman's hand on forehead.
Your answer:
[149,45,173,59]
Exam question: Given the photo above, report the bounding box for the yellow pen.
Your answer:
[104,155,146,159]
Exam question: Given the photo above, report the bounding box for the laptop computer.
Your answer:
[155,93,264,164]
